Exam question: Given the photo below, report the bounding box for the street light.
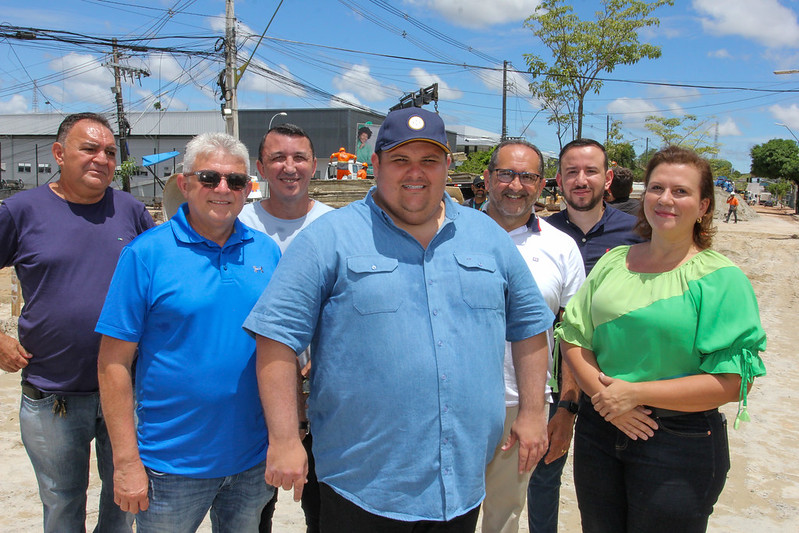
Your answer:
[775,122,799,143]
[269,112,287,129]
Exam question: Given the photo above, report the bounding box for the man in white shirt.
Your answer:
[482,140,585,533]
[239,123,333,253]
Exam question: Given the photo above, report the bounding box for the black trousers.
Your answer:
[318,483,480,533]
[259,433,321,533]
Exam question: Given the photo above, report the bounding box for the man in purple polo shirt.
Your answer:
[0,112,153,532]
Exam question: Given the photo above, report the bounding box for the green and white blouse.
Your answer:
[556,246,767,428]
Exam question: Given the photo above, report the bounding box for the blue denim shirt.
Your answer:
[244,188,553,521]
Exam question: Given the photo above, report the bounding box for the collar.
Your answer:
[525,212,541,233]
[171,203,253,248]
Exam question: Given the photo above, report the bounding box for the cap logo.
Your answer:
[407,115,425,130]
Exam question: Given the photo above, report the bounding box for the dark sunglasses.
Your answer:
[473,182,485,189]
[186,170,249,191]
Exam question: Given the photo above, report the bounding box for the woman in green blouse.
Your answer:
[558,146,766,533]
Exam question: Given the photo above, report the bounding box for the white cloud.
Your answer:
[708,48,732,59]
[409,68,463,99]
[46,53,115,107]
[607,97,660,128]
[140,53,189,83]
[770,103,799,130]
[477,62,530,95]
[330,92,363,109]
[132,88,188,114]
[647,85,702,114]
[717,117,742,136]
[0,94,28,114]
[694,0,799,48]
[332,65,398,102]
[405,0,542,29]
[765,49,799,71]
[238,61,308,98]
[208,13,226,33]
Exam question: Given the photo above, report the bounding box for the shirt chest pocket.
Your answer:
[347,256,403,314]
[455,253,503,310]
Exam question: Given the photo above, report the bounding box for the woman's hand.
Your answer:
[592,373,658,440]
[608,406,658,440]
[592,373,641,421]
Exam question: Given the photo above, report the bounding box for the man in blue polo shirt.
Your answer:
[96,132,281,531]
[546,139,643,275]
[244,107,554,531]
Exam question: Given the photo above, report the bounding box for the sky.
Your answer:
[3,0,799,172]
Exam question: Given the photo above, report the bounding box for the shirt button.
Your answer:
[581,238,587,243]
[443,405,449,412]
[437,340,443,347]
[441,374,447,380]
[428,280,433,285]
[433,310,438,316]
[443,438,448,444]
[371,265,377,270]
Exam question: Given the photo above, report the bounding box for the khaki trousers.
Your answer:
[481,405,534,533]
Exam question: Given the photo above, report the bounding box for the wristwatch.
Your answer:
[557,400,579,415]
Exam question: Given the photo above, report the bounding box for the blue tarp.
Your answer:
[141,151,181,167]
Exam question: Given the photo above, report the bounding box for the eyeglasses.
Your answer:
[493,169,541,185]
[473,182,485,189]
[186,170,250,191]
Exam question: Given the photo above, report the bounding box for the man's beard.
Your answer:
[565,188,603,212]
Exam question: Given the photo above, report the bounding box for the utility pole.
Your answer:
[501,60,508,141]
[106,38,149,192]
[223,0,239,138]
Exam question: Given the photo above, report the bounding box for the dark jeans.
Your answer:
[573,398,730,533]
[527,397,569,533]
[725,207,738,223]
[259,433,321,533]
[318,483,480,533]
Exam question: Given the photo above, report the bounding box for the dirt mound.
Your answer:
[714,187,756,222]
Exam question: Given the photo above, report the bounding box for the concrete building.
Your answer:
[0,108,463,202]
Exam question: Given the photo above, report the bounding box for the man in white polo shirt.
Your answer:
[483,140,585,533]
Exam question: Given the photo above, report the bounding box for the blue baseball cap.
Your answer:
[374,107,450,154]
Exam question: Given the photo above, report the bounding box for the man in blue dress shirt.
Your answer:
[244,107,554,531]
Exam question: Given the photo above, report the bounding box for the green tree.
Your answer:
[636,147,657,173]
[767,179,792,204]
[750,138,799,211]
[532,79,576,151]
[115,157,138,193]
[605,118,637,169]
[524,0,673,139]
[644,114,719,157]
[457,149,493,174]
[708,158,733,178]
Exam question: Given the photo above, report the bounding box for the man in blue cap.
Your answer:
[244,106,554,531]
